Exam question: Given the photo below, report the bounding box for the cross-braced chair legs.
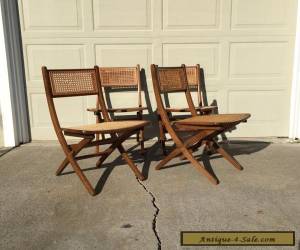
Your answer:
[42,66,149,196]
[56,137,94,176]
[56,136,96,196]
[155,129,220,185]
[55,129,146,196]
[150,64,250,185]
[212,140,243,170]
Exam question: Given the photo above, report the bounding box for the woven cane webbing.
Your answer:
[157,68,188,92]
[176,113,251,126]
[185,66,198,87]
[49,69,98,97]
[63,120,149,134]
[99,67,138,88]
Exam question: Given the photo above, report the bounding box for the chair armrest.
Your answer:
[87,108,98,112]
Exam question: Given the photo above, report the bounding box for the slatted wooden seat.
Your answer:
[158,64,218,155]
[87,65,147,153]
[42,66,149,196]
[151,64,251,185]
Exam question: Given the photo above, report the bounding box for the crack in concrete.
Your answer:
[136,178,161,250]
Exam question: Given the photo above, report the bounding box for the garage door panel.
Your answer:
[232,0,291,29]
[166,91,219,110]
[30,94,86,126]
[26,44,85,81]
[228,90,287,121]
[163,0,220,29]
[206,91,218,105]
[229,42,289,79]
[162,43,220,79]
[227,79,291,87]
[104,91,148,110]
[228,90,289,136]
[95,44,152,74]
[192,91,219,107]
[93,0,152,30]
[21,0,82,31]
[228,123,286,137]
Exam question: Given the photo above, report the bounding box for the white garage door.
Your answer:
[18,0,298,139]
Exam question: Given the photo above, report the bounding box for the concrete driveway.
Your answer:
[0,139,299,250]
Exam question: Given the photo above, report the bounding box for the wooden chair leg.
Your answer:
[136,111,141,143]
[157,130,207,169]
[95,113,102,153]
[96,130,140,168]
[67,154,96,196]
[204,140,217,155]
[179,148,193,160]
[213,141,243,170]
[136,111,146,154]
[160,139,167,156]
[95,134,100,153]
[158,119,167,155]
[155,147,181,170]
[56,138,92,176]
[181,147,219,185]
[139,128,145,154]
[61,137,96,196]
[96,148,113,168]
[96,140,120,167]
[117,144,145,181]
[56,158,70,176]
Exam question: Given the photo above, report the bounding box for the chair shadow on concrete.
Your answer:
[58,141,160,195]
[152,140,271,176]
[58,139,270,195]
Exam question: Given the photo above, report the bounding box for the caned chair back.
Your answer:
[185,64,203,106]
[99,65,142,107]
[154,65,203,107]
[45,69,99,98]
[42,66,111,128]
[156,66,189,93]
[99,66,140,87]
[186,66,199,87]
[151,64,198,119]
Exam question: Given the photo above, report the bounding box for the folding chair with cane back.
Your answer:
[87,65,147,153]
[158,64,218,155]
[151,64,250,185]
[165,64,217,114]
[42,66,149,196]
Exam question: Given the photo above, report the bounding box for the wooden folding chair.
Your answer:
[42,66,149,196]
[158,64,218,155]
[151,64,250,185]
[87,65,147,154]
